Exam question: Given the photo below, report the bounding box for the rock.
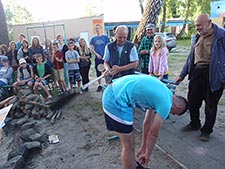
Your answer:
[29,133,43,142]
[7,141,41,161]
[12,118,29,128]
[32,111,41,120]
[7,146,28,161]
[20,128,37,142]
[21,121,37,130]
[2,155,25,169]
[14,112,25,119]
[22,141,41,150]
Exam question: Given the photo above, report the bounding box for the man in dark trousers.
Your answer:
[175,13,225,141]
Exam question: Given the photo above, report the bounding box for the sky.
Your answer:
[12,0,143,23]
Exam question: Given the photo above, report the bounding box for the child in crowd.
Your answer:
[17,39,30,64]
[6,41,18,70]
[51,43,66,95]
[13,58,34,91]
[77,38,91,91]
[65,41,81,94]
[33,54,52,100]
[0,44,8,56]
[29,37,45,64]
[0,57,13,87]
[148,34,169,80]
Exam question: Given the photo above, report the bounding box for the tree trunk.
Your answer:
[0,0,9,45]
[160,0,166,32]
[133,0,162,47]
[176,0,191,39]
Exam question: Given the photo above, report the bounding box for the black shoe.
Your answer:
[181,124,200,132]
[136,161,150,169]
[96,86,102,92]
[200,133,209,141]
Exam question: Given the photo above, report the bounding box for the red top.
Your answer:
[53,51,64,70]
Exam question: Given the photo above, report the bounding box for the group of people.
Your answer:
[0,13,224,169]
[101,13,225,169]
[0,32,94,98]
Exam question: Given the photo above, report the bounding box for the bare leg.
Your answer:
[39,82,51,97]
[33,82,39,94]
[117,132,136,169]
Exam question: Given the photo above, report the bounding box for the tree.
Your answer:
[133,0,162,46]
[160,0,167,32]
[0,0,9,45]
[3,0,33,40]
[176,0,191,39]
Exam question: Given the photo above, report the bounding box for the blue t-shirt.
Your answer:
[90,35,110,63]
[65,50,80,70]
[103,74,173,123]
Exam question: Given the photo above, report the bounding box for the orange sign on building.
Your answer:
[92,19,104,34]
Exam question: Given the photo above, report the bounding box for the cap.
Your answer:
[19,58,26,64]
[145,23,156,30]
[0,56,8,62]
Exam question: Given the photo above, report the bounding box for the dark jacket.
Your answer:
[7,50,18,66]
[179,23,225,92]
[107,40,135,78]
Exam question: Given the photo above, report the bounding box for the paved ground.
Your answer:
[153,46,225,169]
[135,93,225,169]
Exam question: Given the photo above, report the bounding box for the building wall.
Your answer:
[12,15,104,45]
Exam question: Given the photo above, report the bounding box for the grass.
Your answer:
[177,39,191,46]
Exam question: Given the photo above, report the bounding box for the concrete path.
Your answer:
[156,93,225,169]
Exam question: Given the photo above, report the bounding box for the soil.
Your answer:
[0,85,184,169]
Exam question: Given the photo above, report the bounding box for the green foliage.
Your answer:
[2,0,33,40]
[159,0,210,21]
[177,39,191,46]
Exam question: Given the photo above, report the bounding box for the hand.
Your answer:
[138,152,150,166]
[110,65,121,76]
[137,146,146,159]
[175,76,183,85]
[140,50,148,55]
[96,54,102,60]
[104,69,111,77]
[35,77,41,82]
[52,49,56,54]
[158,76,163,80]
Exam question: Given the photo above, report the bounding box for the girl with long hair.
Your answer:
[148,35,169,80]
[77,38,91,91]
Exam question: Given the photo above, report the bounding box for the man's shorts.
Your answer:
[102,85,133,134]
[25,79,34,85]
[68,69,81,84]
[40,79,48,86]
[54,68,64,81]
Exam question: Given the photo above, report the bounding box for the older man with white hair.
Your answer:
[103,25,139,82]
